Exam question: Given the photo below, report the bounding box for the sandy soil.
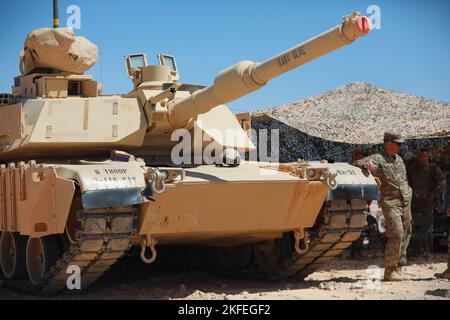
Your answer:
[0,253,449,300]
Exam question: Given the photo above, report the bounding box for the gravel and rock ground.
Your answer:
[0,253,449,300]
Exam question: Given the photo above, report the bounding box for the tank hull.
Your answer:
[139,164,328,245]
[0,159,378,293]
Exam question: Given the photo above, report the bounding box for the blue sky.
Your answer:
[1,0,449,112]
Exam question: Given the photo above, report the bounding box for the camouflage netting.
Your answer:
[20,28,98,75]
[253,82,450,144]
[251,82,450,163]
[251,116,449,164]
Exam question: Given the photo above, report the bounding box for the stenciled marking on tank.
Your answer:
[333,169,358,176]
[277,54,291,67]
[292,47,306,60]
[277,47,306,68]
[98,168,128,175]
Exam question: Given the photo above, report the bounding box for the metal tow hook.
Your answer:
[140,236,158,264]
[323,170,338,190]
[149,170,168,194]
[294,230,309,255]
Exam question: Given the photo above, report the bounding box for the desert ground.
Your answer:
[0,252,449,300]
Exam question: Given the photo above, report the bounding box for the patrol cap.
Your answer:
[384,132,404,144]
[351,148,364,157]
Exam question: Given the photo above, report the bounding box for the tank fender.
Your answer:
[326,164,379,201]
[55,162,148,209]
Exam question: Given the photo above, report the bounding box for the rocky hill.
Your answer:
[253,82,450,144]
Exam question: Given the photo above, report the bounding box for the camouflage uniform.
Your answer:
[407,161,444,254]
[438,143,450,170]
[445,207,450,279]
[446,204,450,279]
[436,143,450,278]
[354,151,412,272]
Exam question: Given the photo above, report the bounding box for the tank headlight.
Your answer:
[307,169,316,178]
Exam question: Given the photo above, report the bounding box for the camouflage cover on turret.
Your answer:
[20,28,98,75]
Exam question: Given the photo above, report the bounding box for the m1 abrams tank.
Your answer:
[0,2,377,294]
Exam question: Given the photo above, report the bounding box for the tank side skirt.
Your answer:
[1,206,137,294]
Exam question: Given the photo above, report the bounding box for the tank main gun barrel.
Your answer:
[168,12,372,127]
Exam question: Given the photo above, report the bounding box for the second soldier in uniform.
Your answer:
[407,148,444,256]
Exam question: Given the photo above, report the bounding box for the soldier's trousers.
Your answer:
[447,228,450,269]
[416,226,432,254]
[381,202,412,269]
[411,201,434,254]
[412,219,433,254]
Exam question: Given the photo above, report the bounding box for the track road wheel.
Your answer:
[253,239,280,273]
[183,246,212,270]
[158,245,189,270]
[26,236,59,286]
[65,191,83,245]
[216,245,252,271]
[278,232,295,261]
[0,232,28,279]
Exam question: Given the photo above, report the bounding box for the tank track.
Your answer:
[1,206,137,295]
[214,199,368,281]
[275,199,367,280]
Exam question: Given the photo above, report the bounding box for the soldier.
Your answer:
[354,132,412,281]
[351,148,365,164]
[445,210,450,280]
[407,149,444,256]
[439,203,450,280]
[440,144,450,280]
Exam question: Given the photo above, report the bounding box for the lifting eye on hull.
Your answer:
[214,149,241,168]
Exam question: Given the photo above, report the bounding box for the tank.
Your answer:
[0,3,377,294]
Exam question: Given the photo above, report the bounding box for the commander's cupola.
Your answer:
[125,53,179,90]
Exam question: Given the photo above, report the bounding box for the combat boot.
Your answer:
[384,268,403,281]
[398,257,407,267]
[395,266,402,274]
[443,267,450,280]
[394,266,409,280]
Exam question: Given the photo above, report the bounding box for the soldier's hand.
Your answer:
[427,194,435,205]
[364,161,376,172]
